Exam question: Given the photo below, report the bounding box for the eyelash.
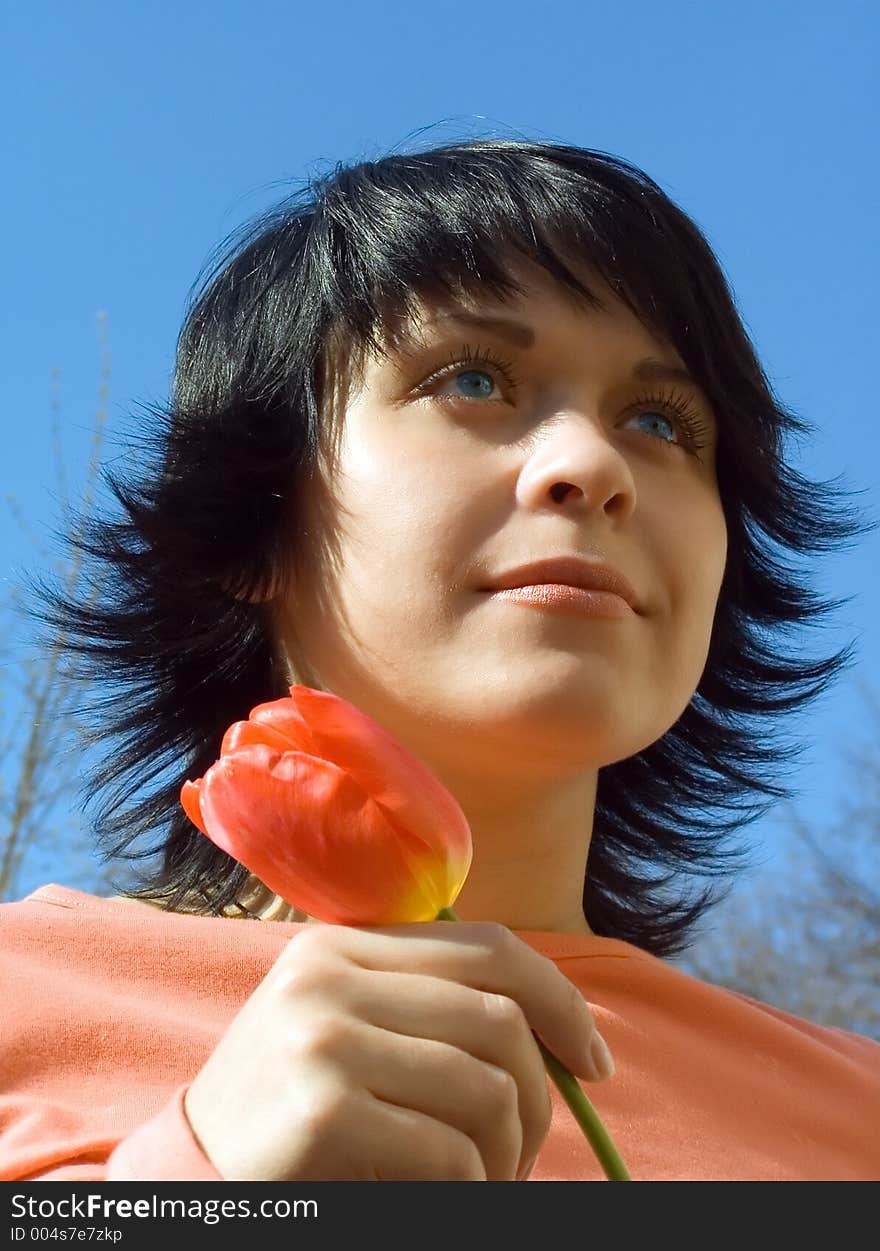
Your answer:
[412,342,711,456]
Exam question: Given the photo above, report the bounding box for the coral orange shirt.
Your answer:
[1,885,877,1181]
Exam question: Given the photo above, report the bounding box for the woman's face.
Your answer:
[275,259,727,793]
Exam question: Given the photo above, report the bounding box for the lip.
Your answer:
[481,557,641,613]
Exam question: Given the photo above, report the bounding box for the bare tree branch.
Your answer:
[0,311,112,900]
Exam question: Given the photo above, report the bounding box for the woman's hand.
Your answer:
[184,921,613,1181]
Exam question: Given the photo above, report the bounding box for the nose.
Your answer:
[514,411,637,521]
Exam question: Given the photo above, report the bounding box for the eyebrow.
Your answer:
[409,312,703,391]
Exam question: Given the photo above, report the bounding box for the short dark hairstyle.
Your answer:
[33,137,873,957]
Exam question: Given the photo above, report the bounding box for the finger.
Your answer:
[369,1098,488,1181]
[299,1087,488,1181]
[314,1017,523,1180]
[317,921,603,1079]
[330,967,552,1175]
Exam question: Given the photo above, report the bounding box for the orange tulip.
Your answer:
[180,684,473,925]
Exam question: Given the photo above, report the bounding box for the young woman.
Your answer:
[2,138,877,1182]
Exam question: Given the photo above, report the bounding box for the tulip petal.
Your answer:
[221,717,297,758]
[287,686,473,878]
[180,778,208,835]
[197,744,449,924]
[248,698,313,749]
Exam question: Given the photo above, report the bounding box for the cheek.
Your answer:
[297,488,469,654]
[335,424,486,587]
[699,493,728,599]
[674,497,727,662]
[646,475,725,612]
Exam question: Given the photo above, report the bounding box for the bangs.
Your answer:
[311,143,729,400]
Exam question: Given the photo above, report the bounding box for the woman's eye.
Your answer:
[412,346,519,405]
[624,409,678,444]
[436,368,500,401]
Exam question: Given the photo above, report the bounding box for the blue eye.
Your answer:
[628,409,677,443]
[449,369,498,399]
[413,344,519,405]
[623,393,710,455]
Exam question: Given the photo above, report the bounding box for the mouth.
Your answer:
[483,583,634,619]
[482,556,641,614]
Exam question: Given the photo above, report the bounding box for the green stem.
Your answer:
[436,905,631,1181]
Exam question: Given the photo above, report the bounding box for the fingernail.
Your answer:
[589,1031,615,1079]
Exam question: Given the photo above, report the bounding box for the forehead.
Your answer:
[379,255,680,366]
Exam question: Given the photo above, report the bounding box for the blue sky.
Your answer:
[1,0,878,908]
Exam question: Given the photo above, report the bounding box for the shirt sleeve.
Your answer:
[30,1087,224,1182]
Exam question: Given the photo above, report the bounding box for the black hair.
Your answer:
[31,137,874,957]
